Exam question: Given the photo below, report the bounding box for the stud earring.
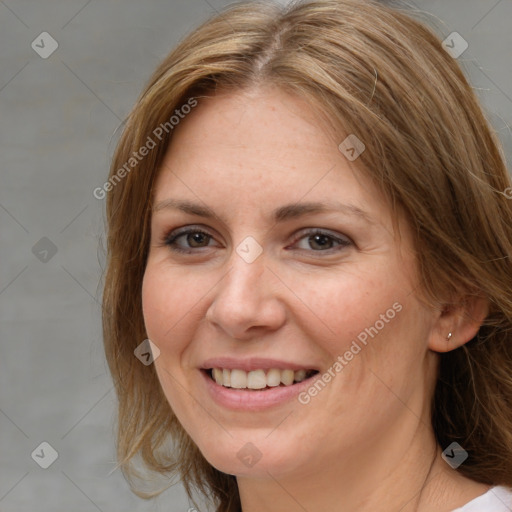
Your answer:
[446,332,453,341]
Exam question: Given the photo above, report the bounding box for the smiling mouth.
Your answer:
[205,368,319,390]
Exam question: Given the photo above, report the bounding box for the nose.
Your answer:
[205,247,286,341]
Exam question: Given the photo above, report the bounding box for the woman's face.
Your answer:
[142,87,438,480]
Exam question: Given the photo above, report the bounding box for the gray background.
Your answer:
[1,0,511,511]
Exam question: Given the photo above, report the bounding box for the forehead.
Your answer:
[167,87,338,165]
[152,87,396,233]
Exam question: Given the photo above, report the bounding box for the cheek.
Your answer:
[142,265,207,427]
[141,263,202,351]
[142,268,170,344]
[292,263,407,353]
[294,260,429,401]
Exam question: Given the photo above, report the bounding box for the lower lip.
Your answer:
[200,370,317,411]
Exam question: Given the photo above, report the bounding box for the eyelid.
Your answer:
[291,227,352,243]
[162,225,218,252]
[288,228,352,251]
[161,224,352,254]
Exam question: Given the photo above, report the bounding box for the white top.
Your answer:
[453,485,512,511]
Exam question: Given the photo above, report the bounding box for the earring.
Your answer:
[446,332,453,341]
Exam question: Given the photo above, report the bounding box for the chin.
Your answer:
[195,433,308,478]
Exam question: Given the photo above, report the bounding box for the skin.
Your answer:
[142,86,490,512]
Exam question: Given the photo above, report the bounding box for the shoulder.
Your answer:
[452,486,512,512]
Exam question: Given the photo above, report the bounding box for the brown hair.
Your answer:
[101,1,512,510]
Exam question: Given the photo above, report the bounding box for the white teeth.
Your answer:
[210,368,313,389]
[230,369,247,389]
[266,368,281,387]
[247,370,267,389]
[212,368,223,385]
[280,369,294,386]
[294,369,307,382]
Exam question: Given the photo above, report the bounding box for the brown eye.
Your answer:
[184,232,211,248]
[292,229,351,252]
[164,228,216,253]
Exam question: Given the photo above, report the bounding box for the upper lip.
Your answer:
[200,357,319,372]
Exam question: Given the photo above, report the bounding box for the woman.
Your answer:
[101,1,512,510]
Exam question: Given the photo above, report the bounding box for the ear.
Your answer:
[428,294,489,353]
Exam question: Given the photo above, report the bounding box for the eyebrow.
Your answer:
[153,198,375,225]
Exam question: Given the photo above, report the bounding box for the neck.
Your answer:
[237,419,430,512]
[236,418,486,512]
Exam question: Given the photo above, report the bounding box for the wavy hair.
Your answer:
[102,1,512,510]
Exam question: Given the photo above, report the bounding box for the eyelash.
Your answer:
[162,226,352,255]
